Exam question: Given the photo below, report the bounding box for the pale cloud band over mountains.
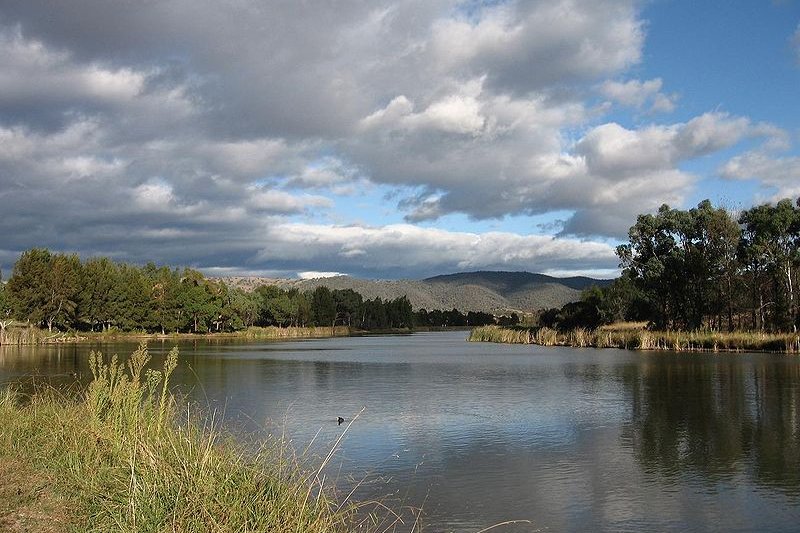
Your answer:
[0,1,797,278]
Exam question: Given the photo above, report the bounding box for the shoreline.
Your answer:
[0,325,475,347]
[0,325,354,346]
[469,325,800,354]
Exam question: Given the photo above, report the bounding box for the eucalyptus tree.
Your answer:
[738,199,800,331]
[178,268,217,333]
[145,264,182,334]
[0,269,8,318]
[78,257,119,331]
[224,286,260,329]
[332,288,363,327]
[7,249,82,331]
[618,200,741,330]
[7,248,52,327]
[0,269,12,343]
[110,263,153,331]
[311,286,336,327]
[617,205,682,329]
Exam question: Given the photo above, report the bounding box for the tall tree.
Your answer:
[44,253,82,331]
[78,257,119,331]
[7,249,81,331]
[146,265,181,334]
[311,286,336,327]
[7,248,52,327]
[0,269,12,344]
[618,200,742,330]
[178,269,216,333]
[738,199,800,331]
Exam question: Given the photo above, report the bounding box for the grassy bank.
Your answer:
[469,325,800,354]
[0,324,352,346]
[0,343,392,532]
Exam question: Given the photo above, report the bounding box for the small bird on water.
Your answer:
[337,416,345,425]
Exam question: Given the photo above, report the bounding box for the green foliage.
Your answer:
[540,198,799,333]
[738,198,800,331]
[6,249,82,331]
[78,257,118,331]
[0,268,9,319]
[618,200,743,330]
[2,248,523,336]
[311,286,336,326]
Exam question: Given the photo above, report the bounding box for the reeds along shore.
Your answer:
[468,325,800,354]
[0,343,394,532]
[0,324,352,346]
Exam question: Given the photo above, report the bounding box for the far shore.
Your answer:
[469,325,800,354]
[0,325,353,346]
[0,324,487,347]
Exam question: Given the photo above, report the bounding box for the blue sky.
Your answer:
[0,0,798,279]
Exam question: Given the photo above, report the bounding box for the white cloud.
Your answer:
[361,81,487,136]
[257,223,618,276]
[430,0,644,90]
[297,271,345,279]
[246,187,333,214]
[600,78,676,113]
[0,27,194,129]
[720,151,800,200]
[133,182,176,211]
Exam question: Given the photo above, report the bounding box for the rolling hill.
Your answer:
[224,270,613,314]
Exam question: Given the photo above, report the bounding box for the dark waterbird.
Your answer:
[337,416,344,425]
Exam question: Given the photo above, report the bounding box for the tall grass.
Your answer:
[0,323,84,346]
[469,325,800,354]
[0,343,395,532]
[0,324,352,346]
[241,325,351,339]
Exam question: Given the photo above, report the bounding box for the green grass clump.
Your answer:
[0,343,385,532]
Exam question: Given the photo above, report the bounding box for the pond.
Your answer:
[2,331,800,532]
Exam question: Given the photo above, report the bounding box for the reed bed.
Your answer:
[241,325,351,339]
[0,324,84,346]
[469,325,800,354]
[0,325,352,346]
[0,343,398,532]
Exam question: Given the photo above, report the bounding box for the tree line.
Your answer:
[540,198,800,333]
[0,249,502,334]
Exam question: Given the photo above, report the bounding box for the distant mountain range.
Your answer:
[224,270,613,314]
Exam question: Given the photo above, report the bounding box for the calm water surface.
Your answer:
[2,331,800,532]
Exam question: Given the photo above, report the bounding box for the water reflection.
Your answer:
[620,355,800,495]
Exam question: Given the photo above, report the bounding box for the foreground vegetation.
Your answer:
[0,344,398,532]
[470,325,800,353]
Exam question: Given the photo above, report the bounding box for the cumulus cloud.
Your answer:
[257,223,618,279]
[599,78,677,113]
[720,151,800,200]
[361,111,755,236]
[430,0,643,91]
